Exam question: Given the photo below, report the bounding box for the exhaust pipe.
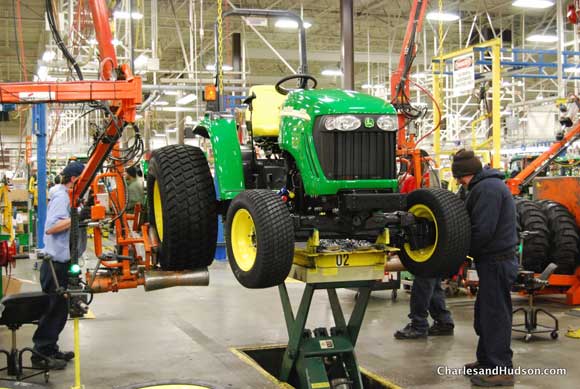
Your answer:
[144,268,210,291]
[384,256,406,272]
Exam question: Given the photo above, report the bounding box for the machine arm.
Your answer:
[391,0,429,105]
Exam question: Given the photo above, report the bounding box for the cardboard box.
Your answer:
[1,275,23,297]
[7,189,29,202]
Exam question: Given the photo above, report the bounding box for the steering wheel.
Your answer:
[275,74,318,95]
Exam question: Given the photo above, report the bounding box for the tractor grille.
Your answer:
[312,115,397,180]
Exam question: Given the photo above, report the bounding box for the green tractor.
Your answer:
[146,9,471,288]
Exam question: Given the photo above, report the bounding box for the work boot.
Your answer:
[470,374,515,387]
[464,361,482,376]
[31,355,67,370]
[428,321,454,336]
[394,324,427,339]
[52,350,75,361]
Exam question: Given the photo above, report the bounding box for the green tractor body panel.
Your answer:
[197,115,245,200]
[279,89,399,195]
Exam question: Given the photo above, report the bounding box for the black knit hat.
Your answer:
[452,149,482,178]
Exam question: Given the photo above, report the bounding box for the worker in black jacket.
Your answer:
[452,149,518,387]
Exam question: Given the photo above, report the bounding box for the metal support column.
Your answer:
[557,0,565,98]
[340,0,354,90]
[34,104,47,249]
[492,43,501,168]
[433,63,442,165]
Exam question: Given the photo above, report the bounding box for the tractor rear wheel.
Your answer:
[540,200,578,274]
[515,199,550,273]
[398,188,471,277]
[225,190,294,288]
[147,144,217,270]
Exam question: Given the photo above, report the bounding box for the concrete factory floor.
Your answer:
[1,254,580,389]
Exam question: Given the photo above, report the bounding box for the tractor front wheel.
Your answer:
[225,190,295,288]
[398,188,471,277]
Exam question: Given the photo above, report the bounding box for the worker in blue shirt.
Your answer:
[32,161,85,370]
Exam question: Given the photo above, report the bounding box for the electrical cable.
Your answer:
[46,0,84,80]
[12,0,29,80]
[410,78,442,146]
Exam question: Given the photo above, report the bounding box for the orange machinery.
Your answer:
[390,0,434,190]
[506,101,580,305]
[0,0,203,294]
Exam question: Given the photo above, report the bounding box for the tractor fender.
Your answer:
[195,117,245,200]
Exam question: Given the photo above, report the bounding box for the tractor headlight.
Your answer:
[377,116,396,131]
[327,115,361,131]
[324,117,336,131]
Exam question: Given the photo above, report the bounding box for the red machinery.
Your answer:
[0,0,206,294]
[506,97,580,305]
[390,0,434,190]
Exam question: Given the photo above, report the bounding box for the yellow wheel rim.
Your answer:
[153,181,164,241]
[403,204,438,263]
[231,209,257,271]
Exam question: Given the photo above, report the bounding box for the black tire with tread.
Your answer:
[225,190,294,288]
[147,144,217,270]
[398,188,471,277]
[515,199,550,273]
[539,200,578,274]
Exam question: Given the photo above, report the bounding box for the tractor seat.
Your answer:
[245,85,287,137]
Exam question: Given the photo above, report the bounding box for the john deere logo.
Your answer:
[364,118,375,128]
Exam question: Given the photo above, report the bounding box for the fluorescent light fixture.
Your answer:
[113,10,143,20]
[526,34,558,43]
[361,84,373,89]
[42,50,56,62]
[134,54,148,69]
[426,11,460,22]
[321,69,343,76]
[37,66,49,81]
[152,100,169,106]
[512,0,554,9]
[274,19,312,29]
[135,114,143,120]
[111,38,122,46]
[88,38,98,45]
[176,93,197,105]
[163,90,179,96]
[165,127,178,133]
[565,67,580,73]
[412,72,428,79]
[205,64,233,71]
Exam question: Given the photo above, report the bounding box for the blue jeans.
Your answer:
[32,261,69,355]
[474,257,519,368]
[409,276,454,332]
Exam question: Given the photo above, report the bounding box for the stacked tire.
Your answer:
[539,200,579,274]
[514,199,550,273]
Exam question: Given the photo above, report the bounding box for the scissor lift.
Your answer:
[277,231,394,389]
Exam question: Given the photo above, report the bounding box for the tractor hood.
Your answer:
[283,89,397,118]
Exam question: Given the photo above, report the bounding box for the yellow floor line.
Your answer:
[284,277,301,283]
[67,309,96,320]
[229,345,293,389]
[359,367,403,389]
